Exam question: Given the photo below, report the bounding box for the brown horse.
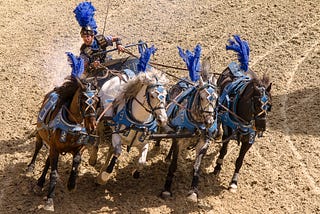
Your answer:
[213,66,272,192]
[212,35,272,192]
[28,76,99,211]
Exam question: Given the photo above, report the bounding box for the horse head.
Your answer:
[251,74,272,133]
[197,75,219,128]
[239,73,272,134]
[77,77,100,134]
[146,82,168,127]
[143,72,168,127]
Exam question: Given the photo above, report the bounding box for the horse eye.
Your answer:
[158,95,165,100]
[150,93,156,98]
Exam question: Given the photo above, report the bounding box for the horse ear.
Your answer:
[201,58,210,81]
[93,77,100,91]
[145,71,153,83]
[76,77,85,90]
[266,82,272,92]
[210,74,217,85]
[199,76,204,86]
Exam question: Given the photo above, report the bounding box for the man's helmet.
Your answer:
[74,2,98,36]
[80,26,94,36]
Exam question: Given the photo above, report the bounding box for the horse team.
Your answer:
[27,36,272,211]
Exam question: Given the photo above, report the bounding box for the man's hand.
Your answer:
[117,44,125,54]
[92,61,101,68]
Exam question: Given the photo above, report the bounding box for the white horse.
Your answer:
[96,69,168,184]
[86,68,136,166]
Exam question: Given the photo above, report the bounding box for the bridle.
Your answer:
[196,83,218,120]
[79,82,99,118]
[254,86,271,117]
[133,83,167,117]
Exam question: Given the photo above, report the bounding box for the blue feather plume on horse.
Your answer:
[66,52,84,78]
[226,35,250,72]
[177,44,201,82]
[137,45,157,72]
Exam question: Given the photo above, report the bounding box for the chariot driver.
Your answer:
[74,2,125,76]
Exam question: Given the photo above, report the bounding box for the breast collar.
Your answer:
[218,72,256,142]
[37,92,90,145]
[112,98,158,141]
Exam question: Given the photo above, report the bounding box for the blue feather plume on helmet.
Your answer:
[74,2,98,35]
[177,44,202,82]
[137,45,157,72]
[226,35,250,72]
[66,52,84,78]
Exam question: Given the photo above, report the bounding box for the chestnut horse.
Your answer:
[28,70,100,211]
[213,35,272,192]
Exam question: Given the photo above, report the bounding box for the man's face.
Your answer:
[81,34,94,46]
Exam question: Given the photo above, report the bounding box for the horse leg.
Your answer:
[229,139,252,193]
[213,137,230,177]
[161,139,179,198]
[96,134,121,185]
[88,122,104,166]
[67,151,81,191]
[187,137,210,202]
[27,133,43,174]
[44,150,59,212]
[165,142,173,162]
[34,155,50,195]
[132,143,149,179]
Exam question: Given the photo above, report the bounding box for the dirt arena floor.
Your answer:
[0,0,320,213]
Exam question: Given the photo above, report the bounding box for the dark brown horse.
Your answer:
[213,62,272,192]
[212,35,273,192]
[28,76,99,211]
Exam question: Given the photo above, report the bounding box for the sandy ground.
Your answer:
[0,0,320,213]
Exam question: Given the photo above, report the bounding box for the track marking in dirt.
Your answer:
[280,41,320,195]
[251,20,320,66]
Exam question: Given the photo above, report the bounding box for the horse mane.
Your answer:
[114,70,167,105]
[249,72,270,88]
[54,76,80,104]
[261,73,270,88]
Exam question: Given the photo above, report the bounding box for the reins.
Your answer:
[122,49,197,86]
[62,104,81,124]
[218,102,249,124]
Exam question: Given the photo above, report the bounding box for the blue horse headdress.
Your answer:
[177,44,202,82]
[226,35,250,72]
[66,52,84,78]
[74,2,98,35]
[137,45,157,72]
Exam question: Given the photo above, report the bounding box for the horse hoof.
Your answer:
[26,165,34,176]
[43,198,54,212]
[187,192,198,203]
[161,191,172,199]
[132,170,140,179]
[229,183,238,193]
[96,172,109,185]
